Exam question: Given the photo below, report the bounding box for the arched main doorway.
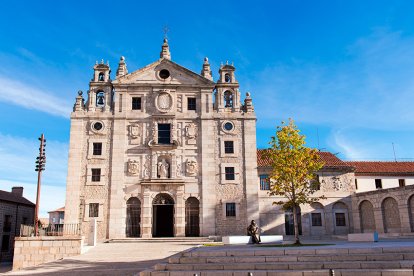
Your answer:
[152,193,174,237]
[126,197,141,237]
[185,197,200,237]
[285,206,302,235]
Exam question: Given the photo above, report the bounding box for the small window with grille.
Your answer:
[226,203,236,217]
[311,213,322,226]
[132,97,141,110]
[225,167,235,180]
[335,213,346,226]
[259,174,270,190]
[187,97,196,110]
[93,143,102,155]
[89,203,99,218]
[91,168,101,182]
[224,141,234,154]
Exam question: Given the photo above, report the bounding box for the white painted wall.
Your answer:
[355,176,414,193]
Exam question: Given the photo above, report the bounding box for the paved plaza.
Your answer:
[2,239,414,275]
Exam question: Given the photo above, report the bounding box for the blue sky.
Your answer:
[1,1,414,216]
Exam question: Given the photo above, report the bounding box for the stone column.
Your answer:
[399,203,411,233]
[142,187,152,238]
[373,207,385,233]
[175,185,185,237]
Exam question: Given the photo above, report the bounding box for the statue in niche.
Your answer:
[185,123,198,141]
[157,158,169,179]
[186,159,198,176]
[127,160,140,176]
[129,124,142,139]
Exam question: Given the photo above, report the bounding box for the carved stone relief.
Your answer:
[186,159,198,176]
[127,160,140,176]
[129,123,142,145]
[185,122,198,144]
[143,155,151,178]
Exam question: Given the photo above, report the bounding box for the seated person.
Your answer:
[247,220,261,244]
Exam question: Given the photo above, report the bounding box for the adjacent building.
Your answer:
[0,187,34,262]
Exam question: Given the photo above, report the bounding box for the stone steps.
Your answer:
[108,237,213,243]
[157,260,414,270]
[140,246,414,275]
[170,253,413,264]
[140,269,414,275]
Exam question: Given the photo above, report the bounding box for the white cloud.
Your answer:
[1,180,66,218]
[248,29,414,131]
[0,75,72,118]
[0,133,68,186]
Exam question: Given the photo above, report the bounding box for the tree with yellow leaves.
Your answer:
[266,119,325,244]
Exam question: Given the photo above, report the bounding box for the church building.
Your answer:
[64,39,259,240]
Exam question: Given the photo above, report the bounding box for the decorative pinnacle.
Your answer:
[204,57,209,63]
[78,90,83,96]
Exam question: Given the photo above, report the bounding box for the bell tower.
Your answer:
[214,62,241,112]
[87,60,113,112]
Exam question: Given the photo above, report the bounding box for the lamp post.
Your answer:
[34,134,46,236]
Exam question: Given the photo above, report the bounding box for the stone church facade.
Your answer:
[65,39,259,240]
[65,40,414,241]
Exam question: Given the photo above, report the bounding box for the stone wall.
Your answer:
[12,236,83,270]
[352,185,414,234]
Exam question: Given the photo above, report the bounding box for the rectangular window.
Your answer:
[335,213,346,226]
[93,143,102,155]
[312,175,321,191]
[158,124,171,144]
[132,97,141,110]
[224,141,234,154]
[22,217,28,225]
[91,168,101,182]
[399,179,406,187]
[259,174,270,190]
[1,235,9,252]
[187,97,196,110]
[225,167,235,180]
[355,179,358,190]
[89,203,99,218]
[3,215,11,232]
[375,179,382,189]
[226,203,236,217]
[311,213,322,226]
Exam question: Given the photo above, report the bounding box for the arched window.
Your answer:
[224,73,231,83]
[224,91,233,108]
[96,91,105,107]
[98,72,104,81]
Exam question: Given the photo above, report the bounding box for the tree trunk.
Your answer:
[292,204,300,244]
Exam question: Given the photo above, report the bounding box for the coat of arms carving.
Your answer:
[186,159,198,176]
[127,160,140,176]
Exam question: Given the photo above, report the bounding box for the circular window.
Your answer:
[93,122,103,131]
[224,122,233,131]
[159,69,170,79]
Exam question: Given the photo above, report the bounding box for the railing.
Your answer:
[19,223,81,237]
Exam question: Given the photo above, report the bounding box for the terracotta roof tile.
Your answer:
[345,161,414,176]
[0,190,35,206]
[257,149,353,170]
